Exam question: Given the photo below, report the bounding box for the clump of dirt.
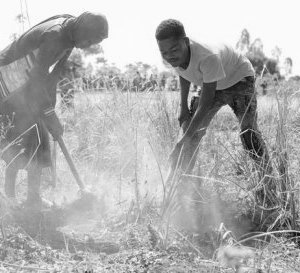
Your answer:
[9,197,119,255]
[2,201,300,273]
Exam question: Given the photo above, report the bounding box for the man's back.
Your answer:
[0,15,73,67]
[0,15,74,99]
[175,40,254,90]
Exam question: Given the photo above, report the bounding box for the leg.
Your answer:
[228,78,271,173]
[227,77,275,204]
[26,165,42,205]
[4,164,18,198]
[25,121,52,208]
[3,150,27,201]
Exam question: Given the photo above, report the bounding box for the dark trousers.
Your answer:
[181,76,271,174]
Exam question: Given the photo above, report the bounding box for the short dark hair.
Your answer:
[155,19,186,41]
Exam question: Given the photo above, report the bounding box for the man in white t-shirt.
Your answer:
[155,19,274,205]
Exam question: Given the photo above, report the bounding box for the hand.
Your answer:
[42,110,63,140]
[178,107,190,127]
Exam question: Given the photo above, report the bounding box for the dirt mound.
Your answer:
[9,200,119,255]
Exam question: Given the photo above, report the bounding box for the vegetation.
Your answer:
[1,16,300,271]
[1,76,300,272]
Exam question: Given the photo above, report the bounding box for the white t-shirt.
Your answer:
[175,40,254,90]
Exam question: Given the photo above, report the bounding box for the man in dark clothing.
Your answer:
[0,12,108,208]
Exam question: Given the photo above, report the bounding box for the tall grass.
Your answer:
[51,79,300,229]
[49,89,179,208]
[2,77,300,268]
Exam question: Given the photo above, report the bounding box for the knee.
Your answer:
[4,165,18,195]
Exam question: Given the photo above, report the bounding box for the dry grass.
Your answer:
[1,78,300,272]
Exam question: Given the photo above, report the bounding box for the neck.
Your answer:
[180,46,191,70]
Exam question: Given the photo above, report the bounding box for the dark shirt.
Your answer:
[0,15,76,115]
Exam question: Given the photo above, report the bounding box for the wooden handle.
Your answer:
[56,136,85,191]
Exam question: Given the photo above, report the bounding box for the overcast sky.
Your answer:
[1,0,299,74]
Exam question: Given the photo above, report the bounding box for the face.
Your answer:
[157,37,189,68]
[74,25,108,49]
[75,34,106,49]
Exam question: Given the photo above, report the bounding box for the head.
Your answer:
[73,12,108,49]
[155,19,190,68]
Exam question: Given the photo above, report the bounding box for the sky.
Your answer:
[1,0,300,74]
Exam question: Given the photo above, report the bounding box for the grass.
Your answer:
[1,77,300,272]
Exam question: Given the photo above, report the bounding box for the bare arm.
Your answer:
[178,76,191,126]
[179,76,190,110]
[27,41,71,139]
[180,81,216,142]
[26,31,69,115]
[0,41,19,66]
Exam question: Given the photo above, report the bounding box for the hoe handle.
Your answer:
[56,136,85,191]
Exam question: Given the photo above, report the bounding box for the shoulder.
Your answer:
[189,40,217,64]
[200,54,223,73]
[40,25,63,43]
[190,40,213,54]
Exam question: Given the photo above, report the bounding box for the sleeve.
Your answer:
[26,28,65,115]
[0,42,19,66]
[33,27,63,73]
[0,26,61,67]
[0,38,37,66]
[199,54,226,83]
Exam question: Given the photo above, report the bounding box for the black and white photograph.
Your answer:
[0,1,299,272]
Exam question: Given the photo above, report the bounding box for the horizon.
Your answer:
[1,0,299,75]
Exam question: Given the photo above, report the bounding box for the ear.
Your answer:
[183,37,190,46]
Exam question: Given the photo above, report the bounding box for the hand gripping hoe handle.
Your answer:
[56,136,86,191]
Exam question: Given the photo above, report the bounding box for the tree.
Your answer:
[10,13,29,41]
[96,57,107,65]
[124,63,136,79]
[265,58,279,75]
[236,28,250,55]
[124,62,151,78]
[136,62,151,76]
[9,33,19,42]
[271,46,282,63]
[16,14,27,32]
[96,63,121,76]
[283,57,293,79]
[242,37,280,77]
[248,38,264,60]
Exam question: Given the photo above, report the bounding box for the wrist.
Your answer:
[180,104,189,111]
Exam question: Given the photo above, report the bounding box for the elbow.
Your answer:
[203,93,215,109]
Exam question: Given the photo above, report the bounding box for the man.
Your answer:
[155,19,274,205]
[0,12,108,208]
[159,74,166,90]
[132,71,142,92]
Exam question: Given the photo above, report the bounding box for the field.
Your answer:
[1,79,300,272]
